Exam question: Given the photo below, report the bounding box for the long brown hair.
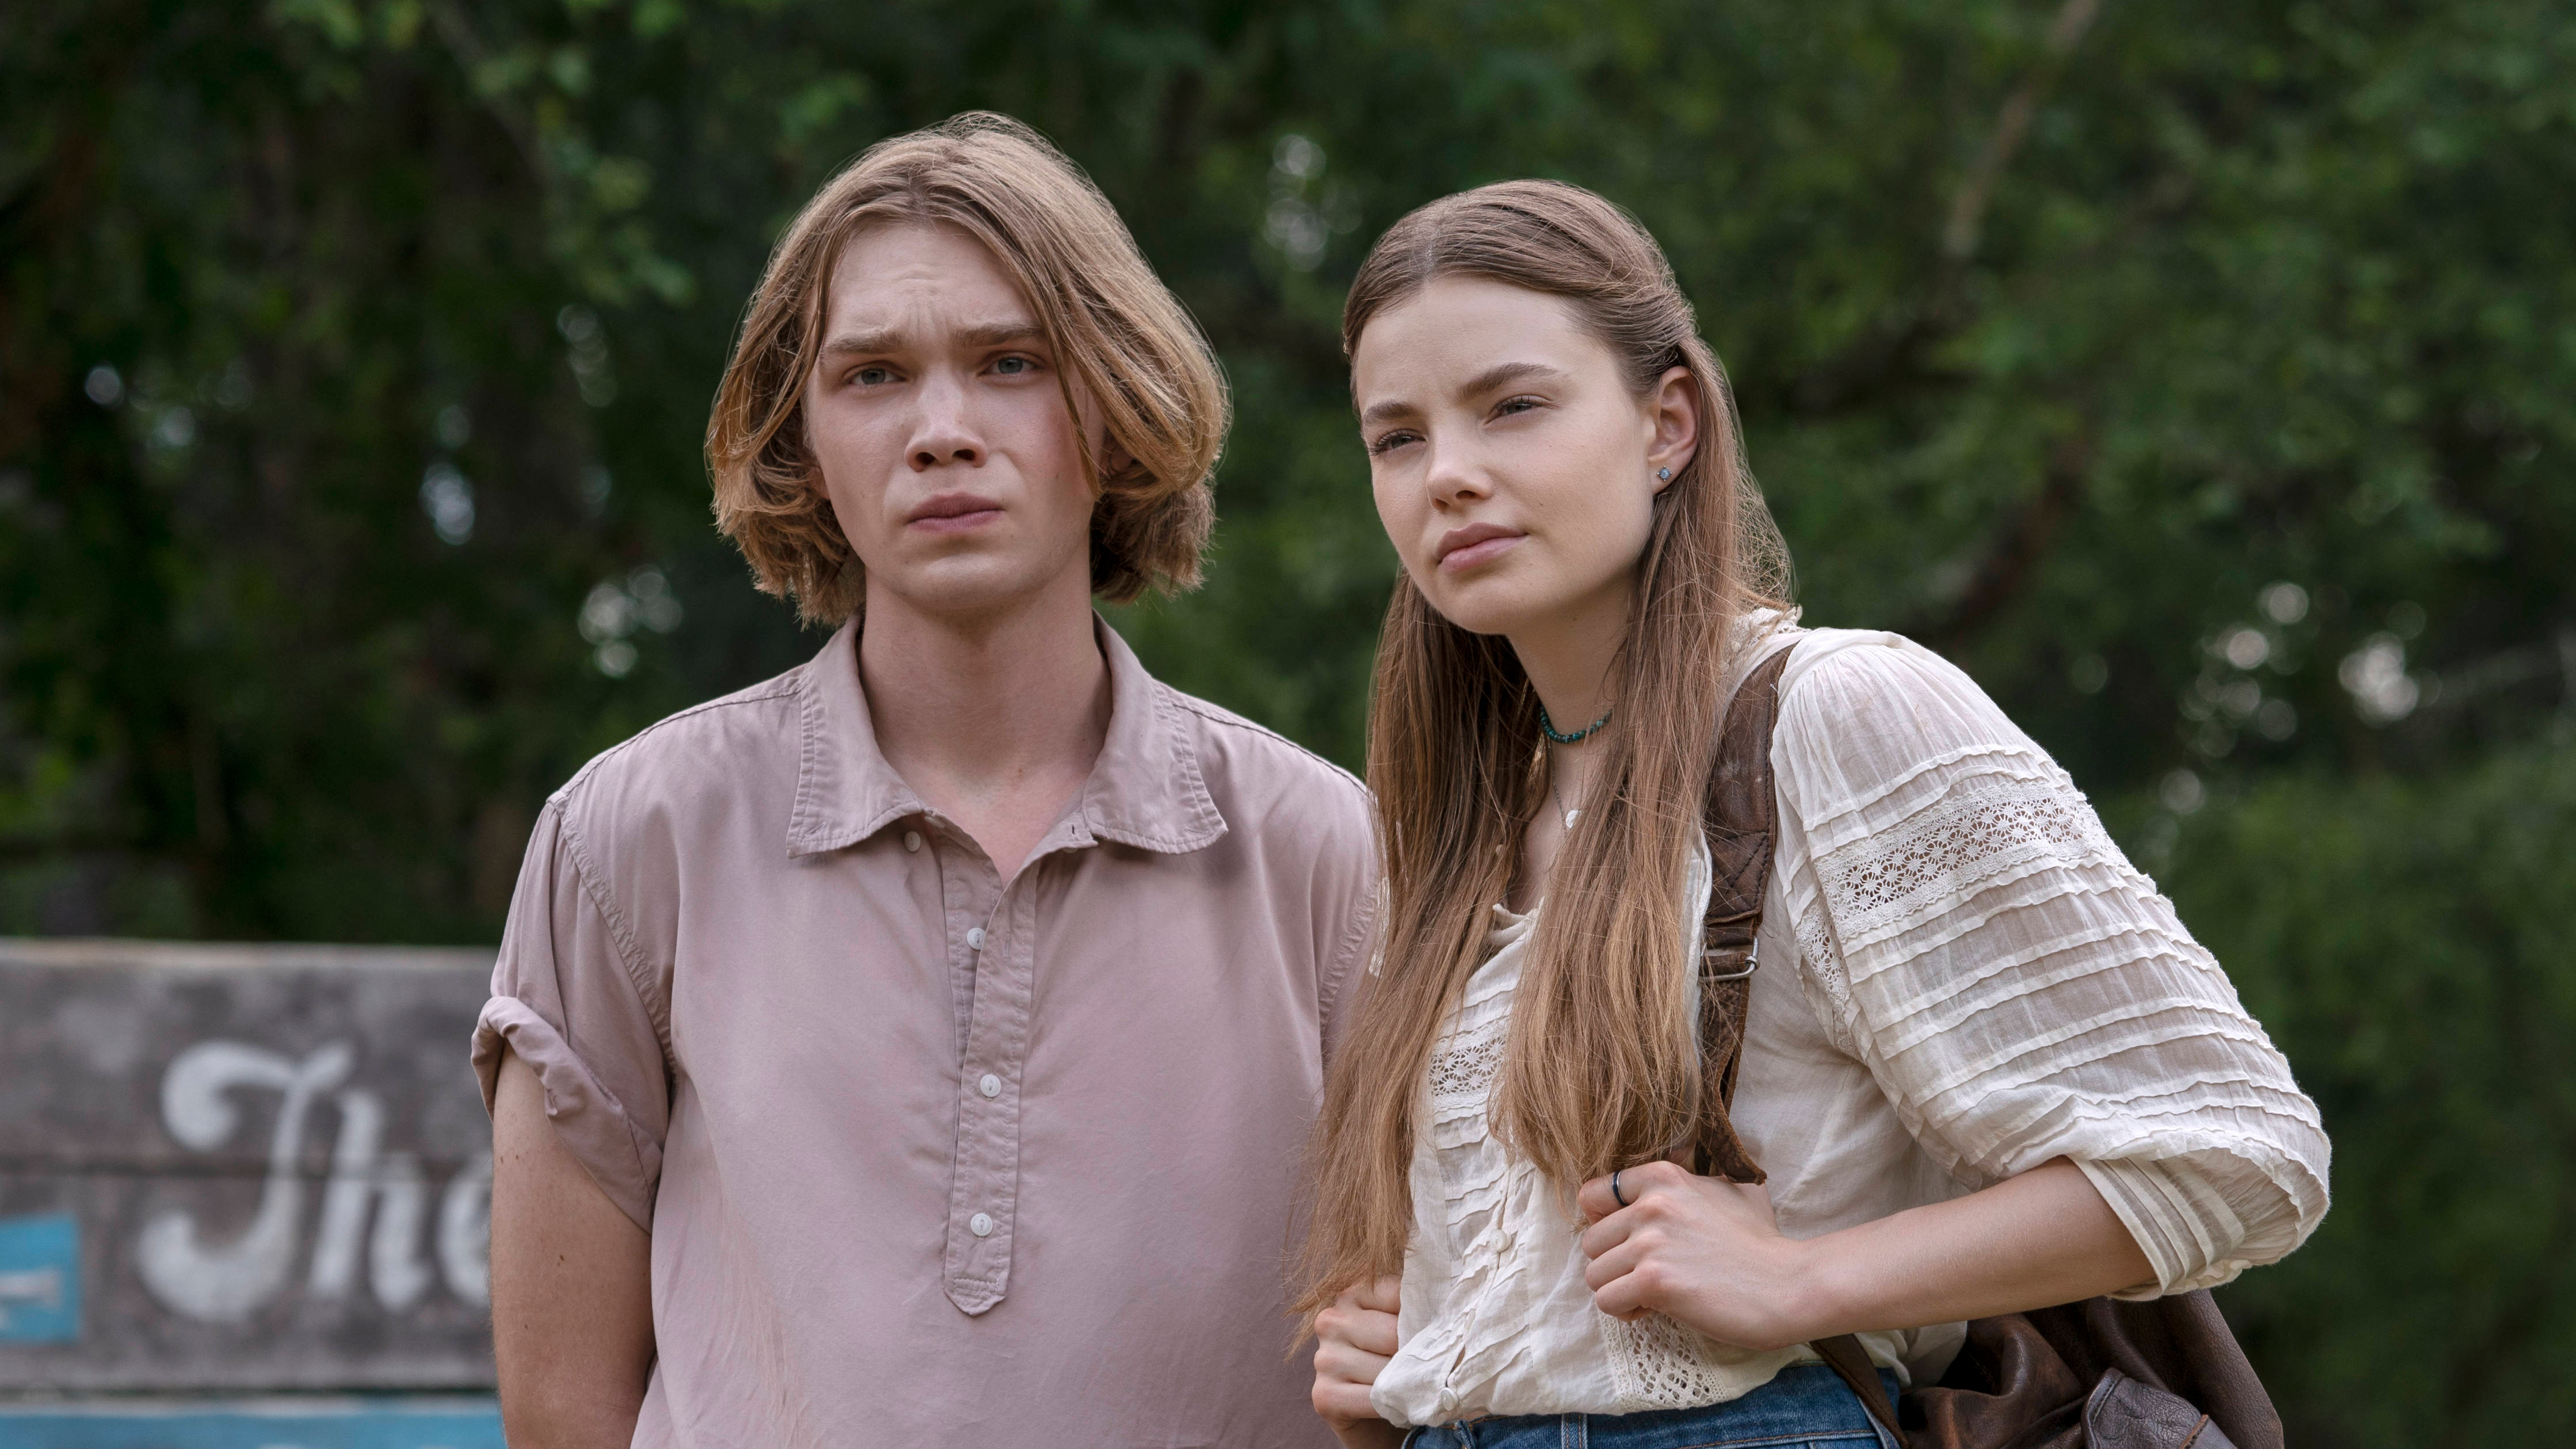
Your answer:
[1296,180,1789,1314]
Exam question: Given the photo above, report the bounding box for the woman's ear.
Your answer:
[1646,365,1699,492]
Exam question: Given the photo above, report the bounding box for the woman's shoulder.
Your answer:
[1765,626,2066,813]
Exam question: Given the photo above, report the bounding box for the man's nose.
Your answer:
[908,369,983,470]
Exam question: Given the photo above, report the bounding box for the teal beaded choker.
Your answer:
[1538,704,1612,744]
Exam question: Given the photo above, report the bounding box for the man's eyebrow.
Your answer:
[817,328,901,358]
[958,319,1046,348]
[815,319,1047,357]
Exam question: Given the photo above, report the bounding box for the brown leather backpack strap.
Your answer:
[1811,1331,1908,1444]
[1694,644,1910,1444]
[1690,645,1794,1184]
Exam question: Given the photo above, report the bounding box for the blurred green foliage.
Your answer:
[2161,744,2576,1445]
[2,0,2570,1439]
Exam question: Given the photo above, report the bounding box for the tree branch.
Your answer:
[1785,0,2109,416]
[1943,0,2106,262]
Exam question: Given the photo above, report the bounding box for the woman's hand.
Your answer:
[1575,1159,1818,1351]
[1576,1156,2161,1353]
[1310,1276,1406,1449]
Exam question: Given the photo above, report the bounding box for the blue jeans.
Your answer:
[1399,1363,1902,1449]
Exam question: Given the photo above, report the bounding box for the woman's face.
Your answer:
[1352,276,1696,641]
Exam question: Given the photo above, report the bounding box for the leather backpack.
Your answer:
[1686,646,2284,1449]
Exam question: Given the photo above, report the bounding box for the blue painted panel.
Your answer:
[0,1398,504,1449]
[0,1213,80,1344]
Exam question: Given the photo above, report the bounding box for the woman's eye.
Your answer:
[1368,430,1420,456]
[1495,395,1542,417]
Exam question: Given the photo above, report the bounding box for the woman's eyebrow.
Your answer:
[1461,360,1564,396]
[1359,361,1567,427]
[1359,397,1418,428]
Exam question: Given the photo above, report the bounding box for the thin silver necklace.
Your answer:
[1549,751,1584,831]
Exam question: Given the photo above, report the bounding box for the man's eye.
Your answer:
[854,366,893,386]
[993,355,1034,376]
[1368,430,1420,456]
[1495,396,1541,417]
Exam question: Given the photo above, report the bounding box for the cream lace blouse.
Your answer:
[1368,625,2331,1427]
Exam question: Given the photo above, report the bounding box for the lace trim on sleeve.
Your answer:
[1817,768,2126,950]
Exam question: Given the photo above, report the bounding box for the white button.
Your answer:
[966,927,986,950]
[969,1212,994,1238]
[978,1073,1002,1098]
[902,830,922,853]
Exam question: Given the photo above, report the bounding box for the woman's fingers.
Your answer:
[1310,1368,1382,1424]
[1354,1273,1402,1315]
[1315,1302,1399,1358]
[1311,1278,1404,1437]
[1581,1230,1648,1293]
[1575,1173,1623,1223]
[1576,1158,1692,1224]
[1590,1264,1656,1321]
[1313,1335,1393,1384]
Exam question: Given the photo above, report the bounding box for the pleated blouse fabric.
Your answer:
[1369,623,2330,1427]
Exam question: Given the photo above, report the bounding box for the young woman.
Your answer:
[1299,181,2329,1449]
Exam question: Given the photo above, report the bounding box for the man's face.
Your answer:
[804,222,1100,622]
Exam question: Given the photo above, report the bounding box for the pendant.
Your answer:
[1564,808,1582,830]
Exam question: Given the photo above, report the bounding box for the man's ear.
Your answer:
[1096,434,1136,495]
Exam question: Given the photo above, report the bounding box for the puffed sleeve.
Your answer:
[471,795,670,1231]
[1770,631,2330,1296]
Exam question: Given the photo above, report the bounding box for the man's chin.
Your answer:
[864,556,1088,627]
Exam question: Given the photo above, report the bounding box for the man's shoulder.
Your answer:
[1153,683,1371,836]
[549,660,812,830]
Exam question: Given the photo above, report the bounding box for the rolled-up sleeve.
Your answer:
[1772,634,2330,1296]
[472,796,670,1231]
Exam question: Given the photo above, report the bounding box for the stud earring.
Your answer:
[1656,466,1672,482]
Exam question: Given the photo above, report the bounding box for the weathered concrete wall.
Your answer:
[0,938,497,1392]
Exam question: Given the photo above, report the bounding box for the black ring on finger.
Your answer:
[1611,1168,1630,1208]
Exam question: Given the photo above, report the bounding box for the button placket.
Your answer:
[942,860,1037,1316]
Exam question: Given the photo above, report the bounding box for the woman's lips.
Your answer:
[1437,532,1525,573]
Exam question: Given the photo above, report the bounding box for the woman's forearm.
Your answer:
[1789,1158,2155,1340]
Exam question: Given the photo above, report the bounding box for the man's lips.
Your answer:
[906,493,1004,534]
[1434,523,1526,573]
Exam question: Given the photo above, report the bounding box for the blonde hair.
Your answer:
[1296,180,1790,1314]
[707,112,1229,623]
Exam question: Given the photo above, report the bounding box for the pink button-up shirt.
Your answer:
[474,618,1376,1447]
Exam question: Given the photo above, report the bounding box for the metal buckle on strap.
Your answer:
[1700,939,1759,983]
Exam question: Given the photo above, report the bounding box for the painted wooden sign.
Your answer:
[0,938,498,1393]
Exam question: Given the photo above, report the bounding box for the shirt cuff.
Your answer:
[2075,1155,2253,1299]
[474,995,662,1231]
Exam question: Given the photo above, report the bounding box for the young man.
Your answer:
[475,114,1375,1447]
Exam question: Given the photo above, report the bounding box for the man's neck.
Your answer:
[857,573,1112,876]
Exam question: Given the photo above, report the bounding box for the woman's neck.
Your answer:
[1506,573,1635,734]
[1504,571,1635,913]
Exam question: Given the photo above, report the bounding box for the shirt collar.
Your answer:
[785,614,1227,859]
